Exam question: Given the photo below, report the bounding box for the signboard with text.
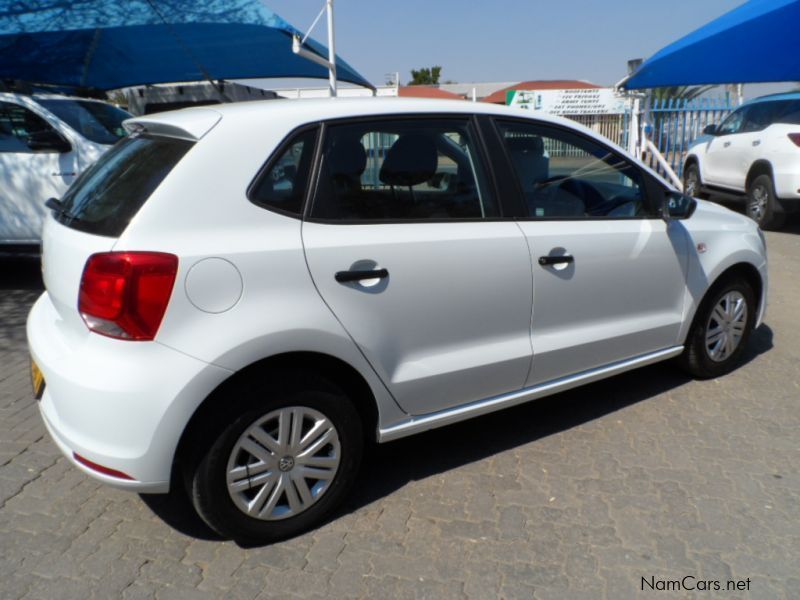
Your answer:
[507,88,629,115]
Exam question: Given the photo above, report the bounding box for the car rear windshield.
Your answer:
[35,98,131,145]
[55,134,193,237]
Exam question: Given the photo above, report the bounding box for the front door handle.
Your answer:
[723,141,732,148]
[335,268,389,283]
[538,255,574,266]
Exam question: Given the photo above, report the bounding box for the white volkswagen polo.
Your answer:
[27,98,767,543]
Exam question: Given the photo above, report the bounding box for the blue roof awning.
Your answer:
[0,1,372,91]
[624,0,800,89]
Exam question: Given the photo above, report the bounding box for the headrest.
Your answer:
[379,134,438,187]
[506,135,544,156]
[328,139,367,177]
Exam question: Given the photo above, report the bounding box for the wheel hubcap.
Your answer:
[748,185,768,222]
[684,172,698,196]
[705,291,748,362]
[226,406,341,521]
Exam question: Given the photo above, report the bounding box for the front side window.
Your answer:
[0,101,59,153]
[311,118,498,221]
[741,102,779,133]
[497,120,648,219]
[57,134,193,236]
[249,128,317,216]
[35,98,130,145]
[717,107,747,135]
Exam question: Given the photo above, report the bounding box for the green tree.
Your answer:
[409,66,442,86]
[650,85,715,102]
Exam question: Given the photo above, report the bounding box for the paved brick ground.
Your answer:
[1,222,799,599]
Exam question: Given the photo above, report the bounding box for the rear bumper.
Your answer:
[27,293,233,492]
[773,169,800,206]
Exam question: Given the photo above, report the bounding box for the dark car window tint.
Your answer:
[36,98,130,145]
[0,101,57,153]
[741,102,779,132]
[311,118,498,221]
[249,128,317,216]
[56,134,193,237]
[497,120,648,219]
[775,99,800,125]
[717,107,747,135]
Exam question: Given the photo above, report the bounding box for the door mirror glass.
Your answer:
[26,129,72,153]
[663,190,697,220]
[702,124,718,136]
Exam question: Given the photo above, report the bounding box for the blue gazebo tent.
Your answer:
[0,1,371,91]
[624,0,800,89]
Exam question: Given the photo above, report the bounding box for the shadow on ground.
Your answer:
[144,323,773,545]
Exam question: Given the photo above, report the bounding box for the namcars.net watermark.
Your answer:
[642,576,752,592]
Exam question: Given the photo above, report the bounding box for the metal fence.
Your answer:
[642,96,735,180]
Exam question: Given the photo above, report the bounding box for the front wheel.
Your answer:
[746,174,785,230]
[190,376,363,544]
[682,163,708,199]
[678,278,756,379]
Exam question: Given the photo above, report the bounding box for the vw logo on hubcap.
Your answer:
[278,456,295,472]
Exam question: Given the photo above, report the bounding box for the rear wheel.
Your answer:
[190,375,363,544]
[746,174,785,230]
[678,278,756,379]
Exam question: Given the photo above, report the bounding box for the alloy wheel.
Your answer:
[226,406,341,520]
[748,185,768,223]
[705,291,748,362]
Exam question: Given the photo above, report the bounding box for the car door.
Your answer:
[302,116,534,415]
[490,118,690,385]
[0,100,78,243]
[732,101,780,189]
[703,105,748,188]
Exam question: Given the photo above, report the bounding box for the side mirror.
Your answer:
[26,130,72,153]
[702,124,718,136]
[662,190,697,220]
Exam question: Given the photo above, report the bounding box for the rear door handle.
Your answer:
[538,255,574,266]
[335,268,389,283]
[752,140,761,147]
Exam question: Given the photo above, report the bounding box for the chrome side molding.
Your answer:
[378,346,684,442]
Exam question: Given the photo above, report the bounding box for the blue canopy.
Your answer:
[624,0,800,89]
[0,1,372,91]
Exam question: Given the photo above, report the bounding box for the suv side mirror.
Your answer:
[702,124,718,136]
[26,130,72,153]
[662,190,697,220]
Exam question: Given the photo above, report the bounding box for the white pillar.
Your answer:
[326,0,337,97]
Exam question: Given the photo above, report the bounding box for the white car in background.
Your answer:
[28,98,768,544]
[0,92,131,248]
[683,92,800,230]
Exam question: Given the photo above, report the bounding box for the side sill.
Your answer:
[378,346,684,442]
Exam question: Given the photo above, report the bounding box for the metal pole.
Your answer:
[326,0,337,97]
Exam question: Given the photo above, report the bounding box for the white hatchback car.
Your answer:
[0,92,131,247]
[28,98,767,543]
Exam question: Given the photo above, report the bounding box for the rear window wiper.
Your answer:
[45,197,83,223]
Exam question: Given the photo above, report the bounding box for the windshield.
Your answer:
[35,98,131,145]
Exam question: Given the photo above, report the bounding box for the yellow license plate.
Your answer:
[30,358,45,400]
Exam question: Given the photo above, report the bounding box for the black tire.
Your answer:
[746,174,785,230]
[190,373,363,544]
[682,163,709,199]
[678,277,756,379]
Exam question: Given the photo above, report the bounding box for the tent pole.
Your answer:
[326,0,337,97]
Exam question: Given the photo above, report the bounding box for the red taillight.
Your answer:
[79,252,178,341]
[788,133,800,147]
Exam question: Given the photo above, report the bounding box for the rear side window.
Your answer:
[775,100,800,125]
[248,128,317,216]
[35,98,130,145]
[56,134,192,237]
